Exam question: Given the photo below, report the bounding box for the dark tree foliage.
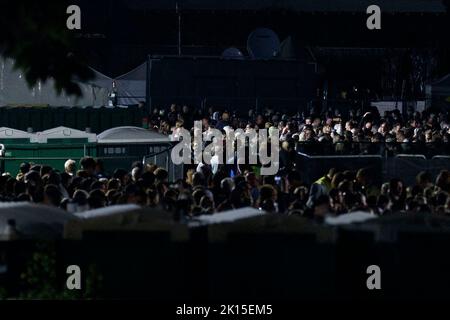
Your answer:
[0,2,93,96]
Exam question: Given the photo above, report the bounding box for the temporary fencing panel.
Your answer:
[297,153,450,186]
[296,154,383,185]
[0,106,145,133]
[385,155,429,186]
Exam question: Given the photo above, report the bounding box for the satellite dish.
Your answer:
[247,28,280,59]
[221,47,245,60]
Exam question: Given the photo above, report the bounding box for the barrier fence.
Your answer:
[296,141,450,158]
[148,96,368,116]
[297,153,450,186]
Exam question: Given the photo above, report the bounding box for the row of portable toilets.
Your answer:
[0,126,182,180]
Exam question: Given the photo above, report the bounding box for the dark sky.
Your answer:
[72,0,449,76]
[116,0,447,12]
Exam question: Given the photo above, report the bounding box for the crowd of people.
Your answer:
[0,103,449,219]
[1,154,449,220]
[149,103,450,157]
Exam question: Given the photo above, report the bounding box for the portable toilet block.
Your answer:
[96,126,178,178]
[0,127,37,175]
[32,126,97,171]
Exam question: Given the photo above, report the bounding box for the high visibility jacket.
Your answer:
[314,176,332,193]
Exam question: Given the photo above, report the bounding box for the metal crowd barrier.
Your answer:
[297,153,450,186]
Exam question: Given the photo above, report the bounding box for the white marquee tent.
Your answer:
[0,57,147,107]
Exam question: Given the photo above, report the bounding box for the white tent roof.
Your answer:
[114,62,147,106]
[0,202,77,239]
[34,126,97,143]
[97,126,170,144]
[89,63,147,106]
[0,57,109,107]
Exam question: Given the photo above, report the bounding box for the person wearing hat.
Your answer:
[16,162,31,181]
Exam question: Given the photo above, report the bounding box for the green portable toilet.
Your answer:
[97,126,177,178]
[34,126,97,171]
[0,127,37,175]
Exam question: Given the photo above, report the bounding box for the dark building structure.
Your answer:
[72,0,450,105]
[148,56,318,111]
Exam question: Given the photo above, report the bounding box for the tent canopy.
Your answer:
[0,57,110,107]
[0,57,146,107]
[89,62,147,106]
